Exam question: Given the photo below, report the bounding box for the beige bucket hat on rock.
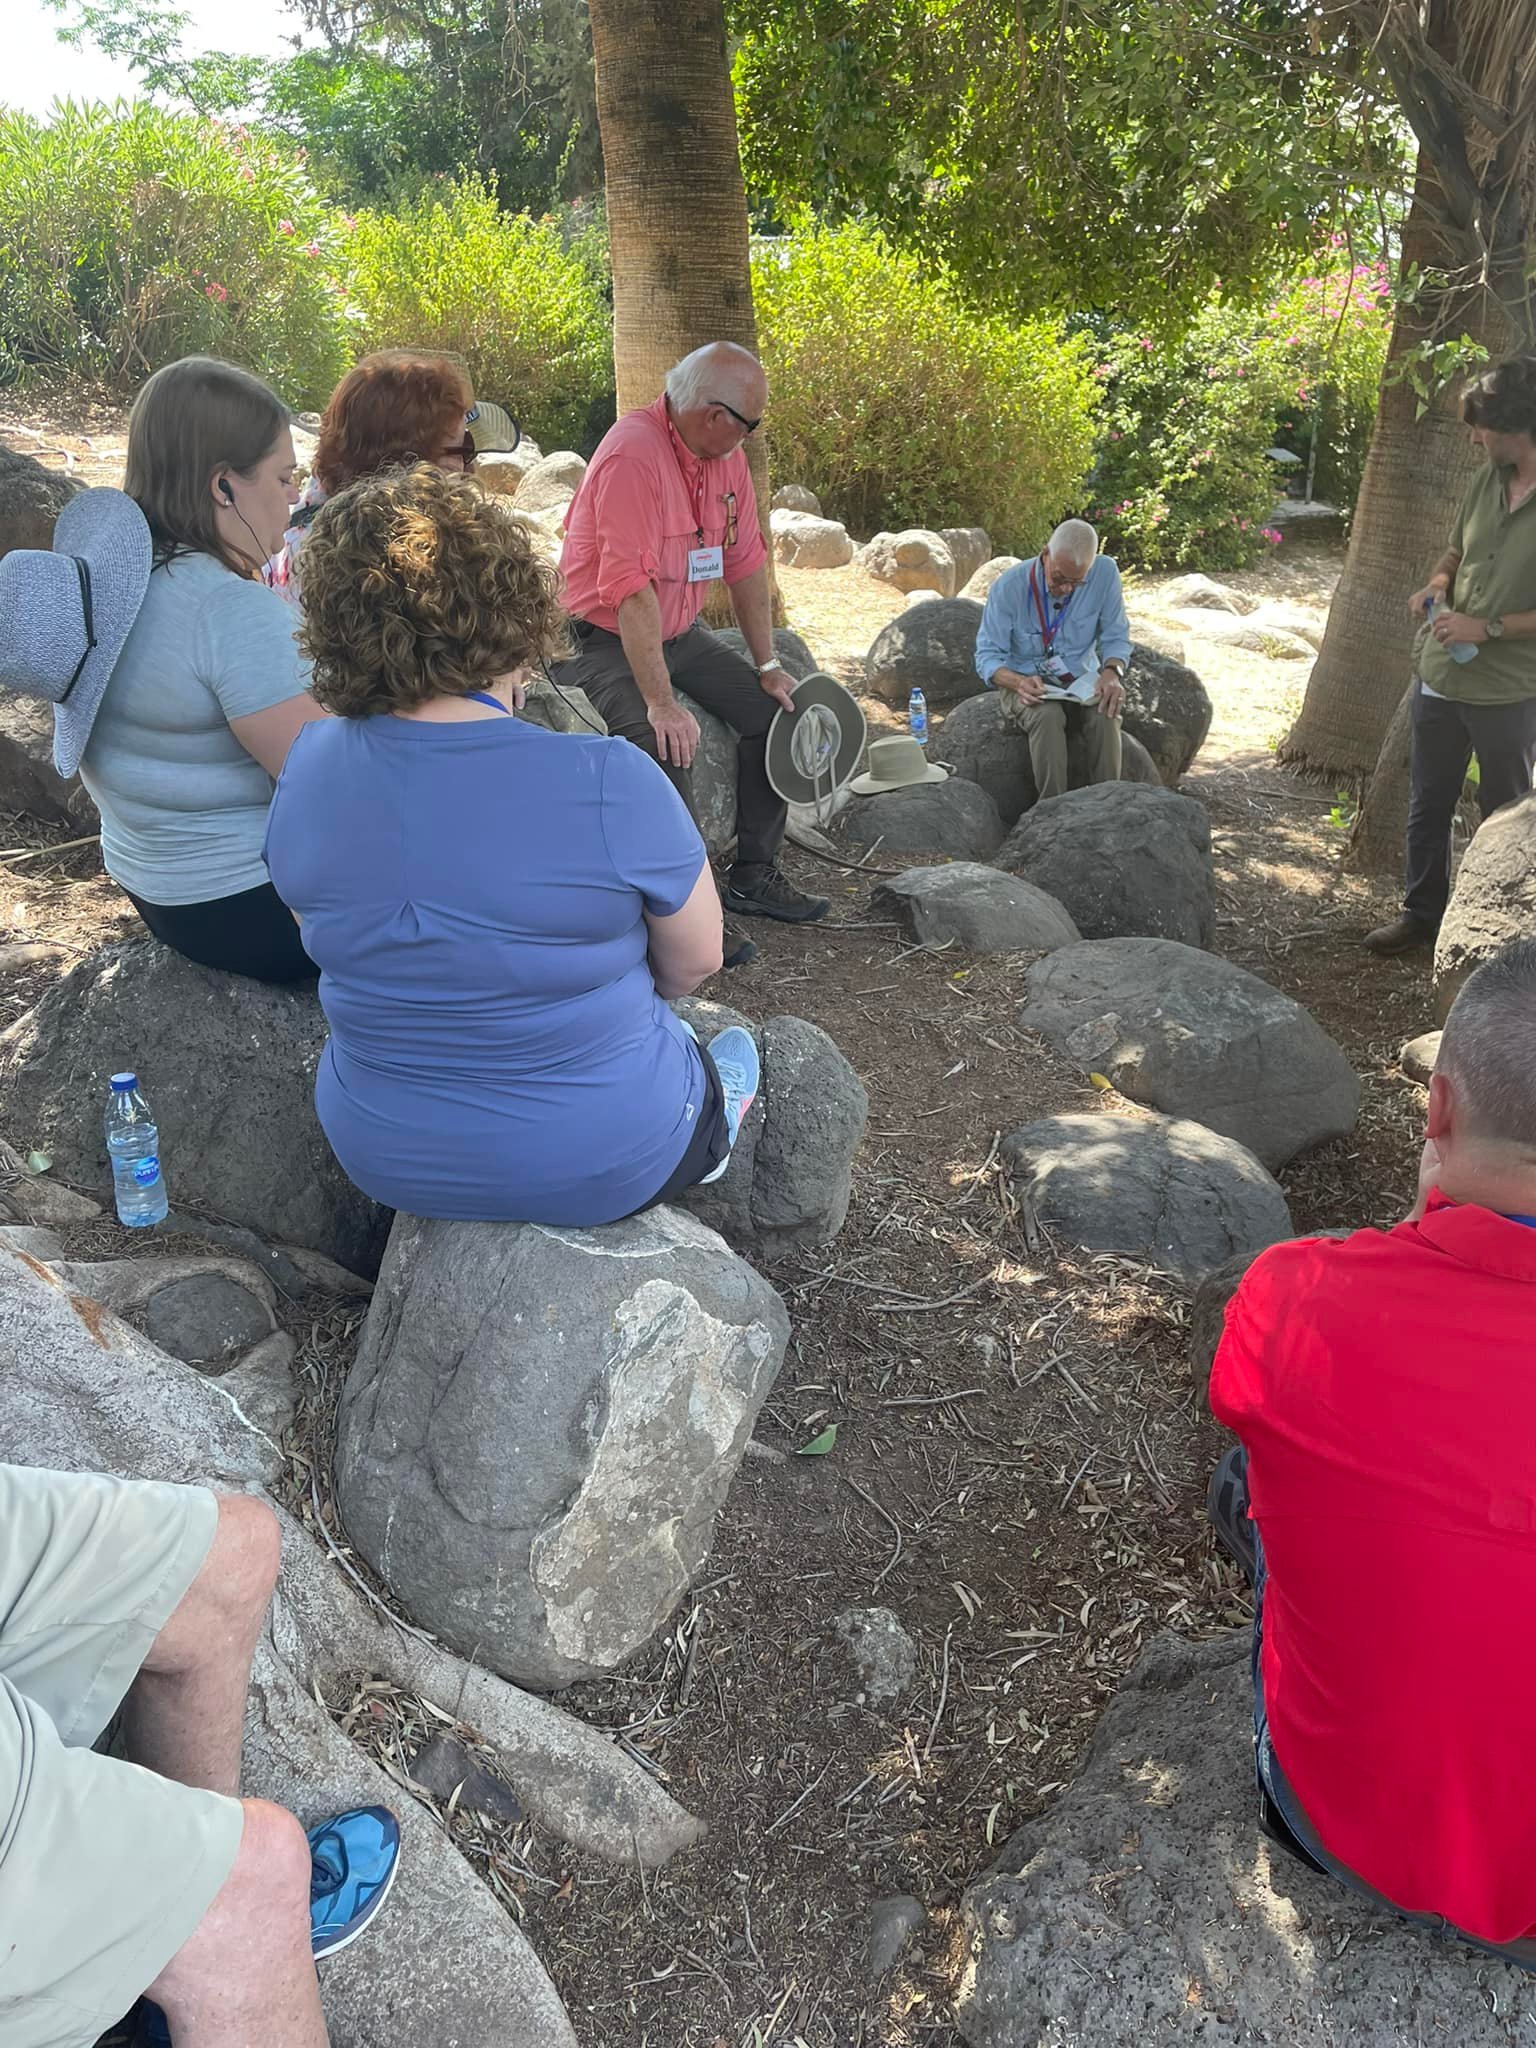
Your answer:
[848,733,951,797]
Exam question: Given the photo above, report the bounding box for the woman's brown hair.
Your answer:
[314,351,472,494]
[124,356,290,576]
[298,463,568,716]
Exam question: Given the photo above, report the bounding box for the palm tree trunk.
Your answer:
[586,0,774,564]
[1278,160,1486,778]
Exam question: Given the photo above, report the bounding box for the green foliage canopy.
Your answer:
[0,100,349,407]
[752,217,1096,547]
[343,177,614,450]
[731,0,1403,326]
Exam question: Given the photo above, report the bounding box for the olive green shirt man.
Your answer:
[1365,357,1536,956]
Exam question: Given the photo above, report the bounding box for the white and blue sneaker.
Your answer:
[700,1027,760,1184]
[308,1804,402,1959]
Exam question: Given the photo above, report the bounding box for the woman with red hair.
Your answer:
[267,351,517,603]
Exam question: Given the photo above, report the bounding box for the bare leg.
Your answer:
[120,1493,281,1796]
[148,1798,328,2047]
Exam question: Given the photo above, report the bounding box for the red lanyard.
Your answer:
[666,414,708,541]
[1029,556,1075,649]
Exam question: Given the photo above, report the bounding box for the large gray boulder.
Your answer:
[865,598,986,708]
[513,449,587,516]
[0,1246,710,2047]
[674,689,737,856]
[839,776,1005,860]
[936,690,1160,828]
[959,555,1023,603]
[1001,1111,1292,1281]
[772,482,821,515]
[856,528,958,597]
[333,1206,789,1690]
[1020,939,1360,1168]
[939,526,993,591]
[771,507,854,569]
[672,996,867,1252]
[0,443,81,555]
[711,624,819,681]
[0,940,390,1277]
[1123,643,1214,784]
[998,782,1216,947]
[872,864,1080,954]
[1434,792,1536,1017]
[959,1630,1536,2048]
[518,672,607,737]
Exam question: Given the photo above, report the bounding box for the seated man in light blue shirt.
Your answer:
[973,518,1133,801]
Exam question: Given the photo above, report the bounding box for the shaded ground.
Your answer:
[2,411,1437,2045]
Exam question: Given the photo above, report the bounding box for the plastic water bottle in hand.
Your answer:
[105,1072,168,1227]
[1427,595,1478,665]
[908,687,929,747]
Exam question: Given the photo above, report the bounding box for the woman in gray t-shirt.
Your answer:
[82,357,327,982]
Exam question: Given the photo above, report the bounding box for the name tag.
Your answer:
[1039,653,1072,680]
[688,544,724,583]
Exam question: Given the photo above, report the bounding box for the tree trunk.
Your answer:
[1278,158,1485,777]
[1345,680,1415,872]
[586,0,773,558]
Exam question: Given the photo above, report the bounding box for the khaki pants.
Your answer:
[1006,697,1122,800]
[0,1465,244,2048]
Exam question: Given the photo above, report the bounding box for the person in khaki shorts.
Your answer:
[0,1464,400,2047]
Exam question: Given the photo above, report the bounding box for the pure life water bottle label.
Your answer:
[133,1156,162,1187]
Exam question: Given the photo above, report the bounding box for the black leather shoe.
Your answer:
[1363,913,1436,956]
[724,864,829,924]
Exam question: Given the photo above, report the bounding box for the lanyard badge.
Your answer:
[1029,556,1076,651]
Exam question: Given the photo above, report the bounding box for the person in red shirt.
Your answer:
[1209,936,1536,1965]
[560,341,828,938]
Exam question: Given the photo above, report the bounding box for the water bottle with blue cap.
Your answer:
[909,687,929,747]
[104,1072,169,1227]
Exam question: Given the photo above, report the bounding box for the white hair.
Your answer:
[1048,518,1099,566]
[664,341,763,413]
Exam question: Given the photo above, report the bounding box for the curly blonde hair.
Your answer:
[298,464,568,716]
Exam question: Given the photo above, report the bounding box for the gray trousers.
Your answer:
[1011,698,1122,800]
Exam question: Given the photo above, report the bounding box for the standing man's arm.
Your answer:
[727,563,796,714]
[615,585,700,767]
[1410,549,1464,620]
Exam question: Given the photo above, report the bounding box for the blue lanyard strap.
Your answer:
[465,691,512,715]
[1029,557,1076,649]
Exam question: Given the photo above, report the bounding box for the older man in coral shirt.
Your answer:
[560,341,827,933]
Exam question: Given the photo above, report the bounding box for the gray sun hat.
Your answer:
[765,670,868,805]
[0,487,152,778]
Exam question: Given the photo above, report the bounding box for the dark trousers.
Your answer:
[127,881,318,985]
[633,1040,731,1211]
[563,621,786,868]
[1404,679,1536,928]
[1209,1445,1536,1972]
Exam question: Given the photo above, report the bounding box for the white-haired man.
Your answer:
[560,341,827,941]
[973,519,1132,799]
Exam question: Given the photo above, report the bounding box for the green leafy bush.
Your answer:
[752,219,1096,548]
[1086,253,1390,570]
[342,178,613,452]
[0,102,349,410]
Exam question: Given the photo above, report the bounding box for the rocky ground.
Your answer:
[0,400,1452,2046]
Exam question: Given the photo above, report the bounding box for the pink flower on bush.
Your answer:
[1109,430,1122,440]
[1139,336,1154,351]
[239,167,254,184]
[204,282,228,304]
[342,215,357,232]
[278,220,294,236]
[303,241,321,257]
[1260,527,1282,545]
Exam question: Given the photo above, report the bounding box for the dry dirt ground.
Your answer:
[3,404,1439,2047]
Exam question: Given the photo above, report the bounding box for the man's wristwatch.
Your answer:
[1487,616,1505,640]
[1101,659,1127,679]
[757,657,787,675]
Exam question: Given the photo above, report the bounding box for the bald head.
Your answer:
[1436,939,1536,1152]
[665,342,766,417]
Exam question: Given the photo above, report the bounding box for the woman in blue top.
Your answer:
[263,463,757,1226]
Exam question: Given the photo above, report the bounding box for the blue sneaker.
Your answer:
[308,1805,402,1959]
[700,1027,760,1184]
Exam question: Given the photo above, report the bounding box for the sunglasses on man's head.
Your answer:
[441,431,477,468]
[709,397,762,436]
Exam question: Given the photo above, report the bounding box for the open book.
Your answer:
[1040,671,1099,703]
